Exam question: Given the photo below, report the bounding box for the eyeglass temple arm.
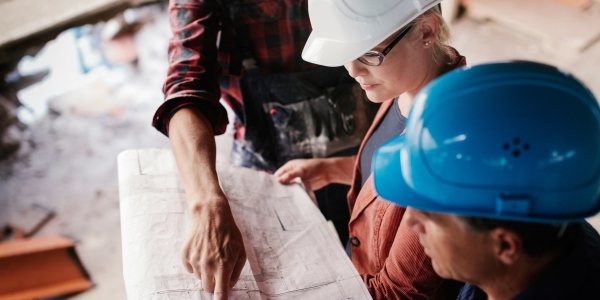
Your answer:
[381,25,413,55]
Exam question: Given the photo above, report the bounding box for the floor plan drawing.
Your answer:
[118,149,372,299]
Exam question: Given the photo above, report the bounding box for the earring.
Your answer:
[425,41,432,46]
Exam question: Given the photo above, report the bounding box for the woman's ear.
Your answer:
[490,228,524,266]
[419,13,439,47]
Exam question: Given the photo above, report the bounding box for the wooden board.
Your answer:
[0,235,93,300]
[0,0,154,65]
[464,0,600,52]
[0,0,127,49]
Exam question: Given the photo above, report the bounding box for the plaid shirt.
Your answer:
[152,0,316,137]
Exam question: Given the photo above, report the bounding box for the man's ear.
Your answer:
[418,13,439,46]
[490,228,524,266]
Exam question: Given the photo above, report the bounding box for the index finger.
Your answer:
[213,267,233,300]
[274,165,289,177]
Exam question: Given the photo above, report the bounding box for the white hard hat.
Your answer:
[302,0,443,67]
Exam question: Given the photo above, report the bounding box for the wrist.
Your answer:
[187,189,228,213]
[328,156,354,185]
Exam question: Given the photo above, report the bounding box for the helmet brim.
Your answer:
[373,135,433,209]
[302,29,391,67]
[302,0,443,67]
[372,134,589,223]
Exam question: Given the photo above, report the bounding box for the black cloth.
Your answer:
[457,221,600,300]
[312,146,358,247]
[359,97,406,187]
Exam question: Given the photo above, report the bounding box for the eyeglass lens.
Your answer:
[358,53,382,66]
[357,25,413,66]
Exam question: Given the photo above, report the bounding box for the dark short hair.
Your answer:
[459,216,576,256]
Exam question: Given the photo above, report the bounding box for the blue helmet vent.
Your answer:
[503,137,530,158]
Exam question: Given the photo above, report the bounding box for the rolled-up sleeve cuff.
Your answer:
[151,95,229,137]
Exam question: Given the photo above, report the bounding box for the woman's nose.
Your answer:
[345,60,367,78]
[404,208,425,234]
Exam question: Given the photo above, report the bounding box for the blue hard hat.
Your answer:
[373,61,600,223]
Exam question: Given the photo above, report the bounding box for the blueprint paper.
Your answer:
[118,149,372,299]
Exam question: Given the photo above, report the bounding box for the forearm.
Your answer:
[326,155,356,186]
[169,107,224,211]
[171,107,246,299]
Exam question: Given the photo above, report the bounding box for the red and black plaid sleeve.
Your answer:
[153,0,317,137]
[153,0,228,136]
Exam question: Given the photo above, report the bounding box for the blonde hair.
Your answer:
[404,6,453,65]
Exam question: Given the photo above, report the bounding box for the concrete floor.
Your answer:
[1,5,600,300]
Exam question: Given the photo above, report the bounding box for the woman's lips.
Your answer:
[360,83,378,90]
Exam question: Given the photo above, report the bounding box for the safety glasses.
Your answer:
[357,25,414,66]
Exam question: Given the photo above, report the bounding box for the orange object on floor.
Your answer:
[0,235,93,300]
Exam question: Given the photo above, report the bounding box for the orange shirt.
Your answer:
[347,54,466,299]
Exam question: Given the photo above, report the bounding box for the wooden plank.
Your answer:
[0,0,155,65]
[0,235,93,299]
[1,279,93,300]
[464,0,600,52]
[0,235,72,257]
[0,0,127,49]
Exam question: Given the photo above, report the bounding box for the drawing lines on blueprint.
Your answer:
[221,169,356,297]
[145,268,272,300]
[154,273,200,298]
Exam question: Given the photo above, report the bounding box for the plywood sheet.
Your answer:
[0,0,125,48]
[0,0,154,65]
[0,235,93,300]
